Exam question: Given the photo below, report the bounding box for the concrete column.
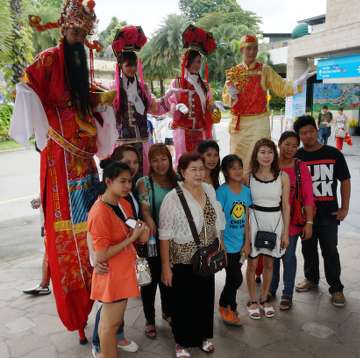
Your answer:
[286,53,307,81]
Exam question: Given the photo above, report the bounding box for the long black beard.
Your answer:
[63,39,91,116]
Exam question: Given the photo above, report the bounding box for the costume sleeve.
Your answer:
[9,83,49,150]
[146,83,171,116]
[166,79,180,113]
[94,105,118,159]
[264,65,299,98]
[300,161,315,207]
[24,51,54,103]
[10,51,56,150]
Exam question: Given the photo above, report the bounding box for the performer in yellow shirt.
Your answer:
[223,34,313,165]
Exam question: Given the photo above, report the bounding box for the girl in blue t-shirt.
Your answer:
[216,154,252,326]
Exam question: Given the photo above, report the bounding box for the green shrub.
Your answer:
[0,103,13,140]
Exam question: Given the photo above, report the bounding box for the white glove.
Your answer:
[164,88,188,100]
[293,68,317,93]
[175,103,189,115]
[214,101,226,112]
[227,85,239,100]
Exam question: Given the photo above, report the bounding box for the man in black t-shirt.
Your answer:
[293,115,351,307]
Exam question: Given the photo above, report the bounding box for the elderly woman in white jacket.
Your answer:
[159,152,225,358]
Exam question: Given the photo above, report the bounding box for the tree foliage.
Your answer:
[0,0,34,98]
[140,14,189,93]
[98,17,127,58]
[24,0,63,54]
[179,0,240,22]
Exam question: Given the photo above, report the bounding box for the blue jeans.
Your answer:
[270,235,298,298]
[318,127,331,145]
[92,305,125,353]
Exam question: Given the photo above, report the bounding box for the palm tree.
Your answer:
[140,14,189,94]
[0,0,34,96]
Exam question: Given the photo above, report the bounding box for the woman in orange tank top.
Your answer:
[88,162,149,358]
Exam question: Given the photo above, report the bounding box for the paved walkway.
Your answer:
[1,119,360,358]
[1,233,360,358]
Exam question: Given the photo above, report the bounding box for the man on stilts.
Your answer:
[223,34,313,166]
[10,0,117,344]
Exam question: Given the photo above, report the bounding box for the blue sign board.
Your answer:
[317,54,360,80]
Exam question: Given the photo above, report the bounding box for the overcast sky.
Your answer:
[96,0,327,35]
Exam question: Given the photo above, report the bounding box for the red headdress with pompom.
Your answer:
[112,25,147,57]
[181,25,217,84]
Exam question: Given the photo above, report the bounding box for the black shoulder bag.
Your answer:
[176,185,226,277]
[253,209,281,250]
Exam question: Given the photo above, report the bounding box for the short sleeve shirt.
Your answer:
[216,184,252,253]
[296,145,351,223]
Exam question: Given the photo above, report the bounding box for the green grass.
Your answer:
[0,139,23,151]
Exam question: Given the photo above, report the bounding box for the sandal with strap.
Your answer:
[201,340,215,354]
[144,324,157,339]
[247,301,261,320]
[260,299,275,318]
[175,345,191,358]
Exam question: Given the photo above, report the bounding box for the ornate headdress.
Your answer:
[112,26,147,57]
[29,0,97,36]
[239,34,258,49]
[182,24,217,55]
[181,25,217,83]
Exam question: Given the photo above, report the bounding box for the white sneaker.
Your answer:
[117,340,139,353]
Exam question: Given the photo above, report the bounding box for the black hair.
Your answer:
[278,131,300,146]
[293,115,318,134]
[95,161,132,196]
[322,105,328,109]
[339,106,344,111]
[221,154,243,183]
[103,161,131,182]
[186,49,202,68]
[197,140,220,189]
[118,51,138,66]
[63,38,91,116]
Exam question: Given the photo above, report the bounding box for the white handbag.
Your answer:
[136,257,152,287]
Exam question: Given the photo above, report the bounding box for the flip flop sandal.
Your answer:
[144,325,157,339]
[175,345,191,358]
[247,301,261,320]
[201,340,215,354]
